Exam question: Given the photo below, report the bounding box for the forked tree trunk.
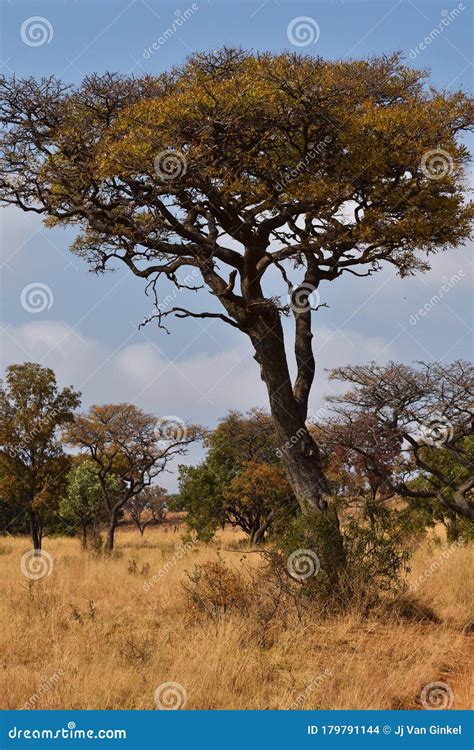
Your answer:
[249,314,330,513]
[249,312,347,574]
[249,510,275,547]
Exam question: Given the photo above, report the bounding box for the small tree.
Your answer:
[327,361,474,523]
[0,363,81,551]
[224,462,294,545]
[180,409,295,542]
[2,51,471,517]
[63,403,200,550]
[59,458,116,547]
[316,414,401,523]
[127,485,168,536]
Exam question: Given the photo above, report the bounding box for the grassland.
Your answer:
[0,519,472,710]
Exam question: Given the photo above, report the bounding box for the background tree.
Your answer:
[127,485,168,536]
[1,51,472,517]
[223,461,294,546]
[63,403,200,550]
[315,414,401,523]
[326,361,474,523]
[179,409,295,542]
[0,363,81,551]
[59,458,115,547]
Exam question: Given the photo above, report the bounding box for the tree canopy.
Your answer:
[325,361,474,522]
[0,363,81,550]
[179,409,294,544]
[63,403,201,550]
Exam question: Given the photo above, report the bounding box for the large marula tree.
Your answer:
[1,49,473,517]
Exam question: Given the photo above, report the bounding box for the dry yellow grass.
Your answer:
[0,523,472,710]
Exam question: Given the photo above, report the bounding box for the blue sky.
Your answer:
[1,0,473,485]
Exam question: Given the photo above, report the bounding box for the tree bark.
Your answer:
[249,312,330,514]
[28,510,41,553]
[106,512,119,552]
[249,510,275,546]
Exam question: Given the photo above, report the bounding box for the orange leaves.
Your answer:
[224,462,292,512]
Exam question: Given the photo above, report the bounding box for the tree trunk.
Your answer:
[249,510,275,547]
[106,513,119,552]
[28,510,41,553]
[249,314,330,514]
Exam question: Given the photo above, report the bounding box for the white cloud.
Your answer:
[0,319,398,488]
[0,318,396,416]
